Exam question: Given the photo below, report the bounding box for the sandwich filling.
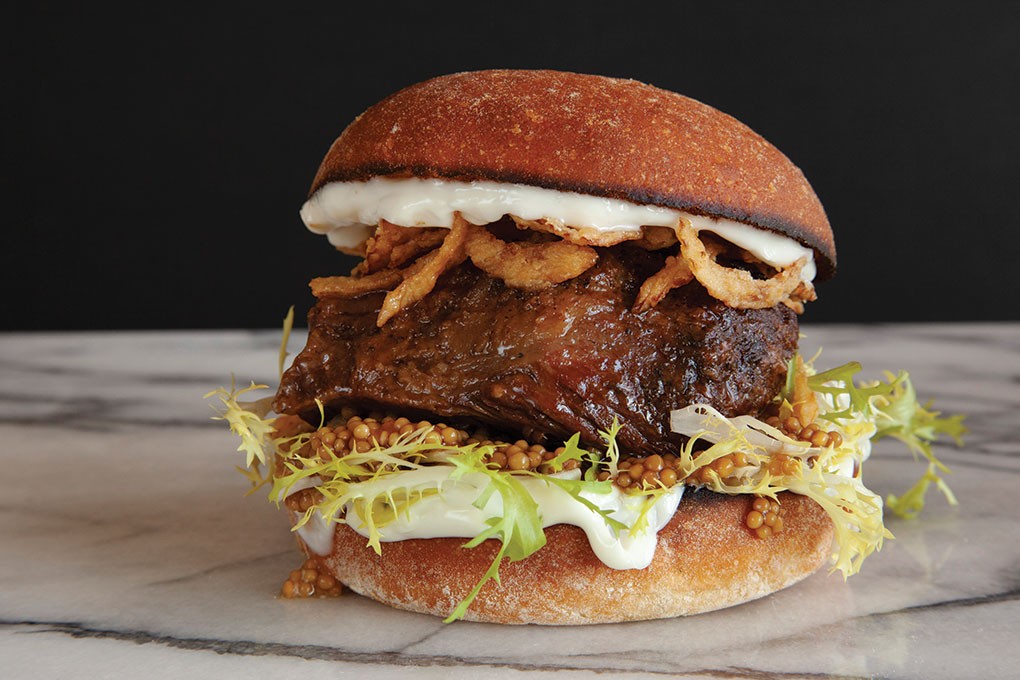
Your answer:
[209,182,964,620]
[210,347,963,620]
[289,465,685,571]
[301,177,818,286]
[301,178,819,320]
[273,248,798,457]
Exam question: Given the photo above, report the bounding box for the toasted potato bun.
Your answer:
[308,69,835,277]
[308,490,833,625]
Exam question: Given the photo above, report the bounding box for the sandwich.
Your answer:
[209,69,964,624]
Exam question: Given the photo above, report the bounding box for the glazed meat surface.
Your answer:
[274,247,798,456]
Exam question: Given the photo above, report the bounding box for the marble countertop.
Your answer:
[2,324,1018,679]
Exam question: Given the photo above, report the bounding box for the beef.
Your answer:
[274,246,798,456]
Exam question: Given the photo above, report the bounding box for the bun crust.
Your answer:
[310,69,835,278]
[310,490,834,624]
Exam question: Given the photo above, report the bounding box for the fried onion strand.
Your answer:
[465,225,598,291]
[674,219,807,309]
[633,255,694,313]
[310,268,403,298]
[376,214,469,326]
[358,220,447,275]
[509,216,640,248]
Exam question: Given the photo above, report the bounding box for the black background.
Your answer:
[8,2,1020,330]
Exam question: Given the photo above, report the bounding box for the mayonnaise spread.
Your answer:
[289,466,684,571]
[300,177,817,283]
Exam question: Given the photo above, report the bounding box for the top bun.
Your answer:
[309,69,836,278]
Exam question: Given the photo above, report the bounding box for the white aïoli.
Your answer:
[288,467,683,571]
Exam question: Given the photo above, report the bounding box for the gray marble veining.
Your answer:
[1,324,1018,679]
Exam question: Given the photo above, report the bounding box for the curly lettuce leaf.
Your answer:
[870,371,967,465]
[273,427,439,551]
[671,347,972,576]
[204,379,275,469]
[541,432,596,478]
[886,462,959,520]
[800,358,966,519]
[521,472,628,533]
[443,447,546,622]
[669,411,892,577]
[438,426,631,622]
[598,419,624,478]
[207,307,299,473]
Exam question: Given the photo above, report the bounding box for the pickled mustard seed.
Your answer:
[282,411,793,539]
[280,557,342,599]
[763,410,844,449]
[746,496,785,538]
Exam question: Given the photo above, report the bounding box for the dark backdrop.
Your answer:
[8,2,1019,330]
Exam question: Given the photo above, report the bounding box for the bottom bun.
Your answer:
[308,489,834,624]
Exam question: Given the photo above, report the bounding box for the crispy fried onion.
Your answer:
[465,224,598,291]
[510,216,640,247]
[633,254,694,313]
[782,281,818,314]
[357,220,447,275]
[674,219,809,310]
[310,214,597,324]
[376,215,470,326]
[310,268,403,298]
[631,225,678,251]
[312,212,815,324]
[632,232,728,312]
[309,216,469,328]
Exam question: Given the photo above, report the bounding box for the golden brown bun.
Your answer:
[310,69,836,278]
[309,490,834,624]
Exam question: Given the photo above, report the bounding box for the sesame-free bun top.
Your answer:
[309,69,836,278]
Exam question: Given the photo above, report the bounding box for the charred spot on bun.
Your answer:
[210,70,965,624]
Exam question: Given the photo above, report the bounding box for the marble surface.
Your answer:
[1,324,1018,679]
